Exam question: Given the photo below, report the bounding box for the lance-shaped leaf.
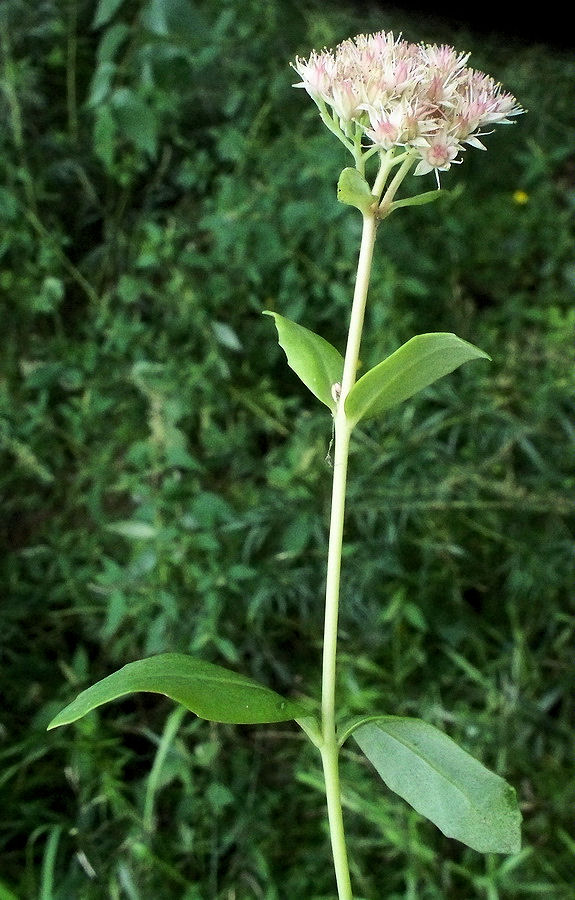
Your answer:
[337,167,375,214]
[352,717,521,854]
[263,311,343,411]
[389,189,443,211]
[345,332,490,425]
[47,654,310,728]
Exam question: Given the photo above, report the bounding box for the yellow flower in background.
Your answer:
[513,189,529,205]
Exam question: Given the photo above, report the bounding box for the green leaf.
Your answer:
[88,62,116,107]
[338,714,383,748]
[337,167,375,214]
[0,881,19,900]
[93,0,126,28]
[263,311,343,411]
[353,717,521,854]
[106,520,158,539]
[111,87,158,157]
[96,23,130,64]
[93,106,116,169]
[345,332,490,425]
[47,654,310,728]
[390,189,443,211]
[141,0,204,39]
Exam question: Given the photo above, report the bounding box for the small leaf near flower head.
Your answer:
[389,189,443,211]
[337,168,375,214]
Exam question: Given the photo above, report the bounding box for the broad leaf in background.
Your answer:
[110,87,158,157]
[92,0,126,28]
[264,311,343,412]
[0,880,19,900]
[345,332,490,425]
[48,654,310,727]
[352,717,521,854]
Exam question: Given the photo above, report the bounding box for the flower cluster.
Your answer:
[293,31,523,180]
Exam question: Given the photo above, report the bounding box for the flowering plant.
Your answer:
[48,29,524,899]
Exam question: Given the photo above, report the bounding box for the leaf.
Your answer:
[263,311,343,411]
[352,717,521,854]
[211,320,242,351]
[93,106,116,169]
[0,881,19,900]
[390,189,443,211]
[141,0,204,39]
[96,23,130,64]
[47,654,310,728]
[111,87,158,157]
[345,332,490,425]
[106,520,158,539]
[93,0,126,28]
[88,62,116,107]
[337,167,375,214]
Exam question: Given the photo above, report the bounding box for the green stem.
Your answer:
[315,98,355,155]
[66,0,79,142]
[371,149,396,200]
[143,704,187,832]
[320,211,378,900]
[378,150,417,217]
[0,23,37,215]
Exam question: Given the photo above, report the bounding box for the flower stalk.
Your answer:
[320,209,378,898]
[294,30,523,897]
[319,144,414,895]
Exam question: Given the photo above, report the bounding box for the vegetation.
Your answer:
[1,0,573,897]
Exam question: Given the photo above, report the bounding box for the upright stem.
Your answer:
[320,211,378,900]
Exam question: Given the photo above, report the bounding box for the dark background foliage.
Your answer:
[1,0,573,897]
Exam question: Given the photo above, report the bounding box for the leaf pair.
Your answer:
[336,166,442,216]
[264,311,490,424]
[48,655,521,855]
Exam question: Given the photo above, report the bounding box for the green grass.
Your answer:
[0,0,573,896]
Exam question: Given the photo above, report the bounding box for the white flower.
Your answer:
[292,30,524,181]
[412,131,464,177]
[363,104,407,149]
